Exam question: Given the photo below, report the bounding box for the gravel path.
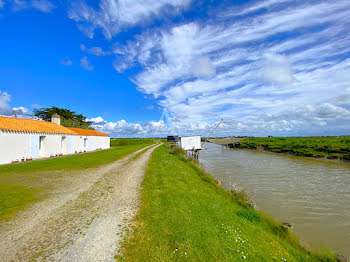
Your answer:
[0,144,160,262]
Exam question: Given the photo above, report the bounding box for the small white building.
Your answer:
[180,135,202,151]
[0,114,110,165]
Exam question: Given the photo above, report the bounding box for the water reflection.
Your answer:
[199,143,350,256]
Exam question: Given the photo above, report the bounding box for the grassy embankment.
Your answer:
[0,138,155,221]
[118,145,335,261]
[239,137,350,160]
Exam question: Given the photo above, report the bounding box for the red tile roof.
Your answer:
[0,116,109,137]
[0,116,76,135]
[67,127,110,137]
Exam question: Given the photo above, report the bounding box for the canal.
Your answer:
[199,143,350,257]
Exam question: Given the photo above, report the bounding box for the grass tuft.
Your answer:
[168,146,186,157]
[236,210,260,223]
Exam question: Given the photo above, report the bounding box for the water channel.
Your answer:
[198,143,350,257]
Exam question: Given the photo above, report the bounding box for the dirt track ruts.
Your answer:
[0,144,160,262]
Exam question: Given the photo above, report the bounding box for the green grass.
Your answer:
[118,145,335,261]
[111,138,157,146]
[0,183,42,221]
[0,139,155,222]
[239,137,350,160]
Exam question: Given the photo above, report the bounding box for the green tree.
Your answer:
[33,106,93,129]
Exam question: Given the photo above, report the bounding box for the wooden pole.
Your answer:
[201,119,224,148]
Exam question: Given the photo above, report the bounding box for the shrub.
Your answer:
[342,154,350,160]
[117,140,129,146]
[231,184,252,208]
[236,210,260,223]
[169,146,186,157]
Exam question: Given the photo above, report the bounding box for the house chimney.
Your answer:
[51,113,61,125]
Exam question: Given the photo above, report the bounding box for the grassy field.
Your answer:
[118,145,335,261]
[0,139,155,222]
[239,137,350,160]
[111,138,159,146]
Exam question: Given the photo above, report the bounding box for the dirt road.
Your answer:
[0,144,160,262]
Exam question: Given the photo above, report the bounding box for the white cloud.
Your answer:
[88,116,169,137]
[80,56,94,71]
[65,0,350,135]
[220,0,293,18]
[69,0,192,39]
[86,47,106,56]
[61,57,73,66]
[0,91,32,119]
[261,53,293,84]
[87,116,105,123]
[31,0,55,13]
[80,44,86,51]
[11,0,27,11]
[12,106,31,118]
[11,0,55,12]
[81,45,110,56]
[191,56,216,78]
[86,101,350,137]
[0,91,11,116]
[31,104,40,108]
[104,0,350,135]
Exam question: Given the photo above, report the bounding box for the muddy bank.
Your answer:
[230,145,350,164]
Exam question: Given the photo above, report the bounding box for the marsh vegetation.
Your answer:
[239,136,350,160]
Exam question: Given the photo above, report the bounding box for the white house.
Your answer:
[0,114,110,165]
[180,135,202,151]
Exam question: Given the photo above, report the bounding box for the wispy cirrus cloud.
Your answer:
[68,0,192,39]
[11,0,56,13]
[31,0,55,12]
[80,56,93,71]
[61,57,73,66]
[97,0,350,136]
[80,44,110,56]
[65,0,350,136]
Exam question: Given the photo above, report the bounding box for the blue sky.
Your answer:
[1,0,350,137]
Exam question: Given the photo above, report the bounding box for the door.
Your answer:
[39,136,46,157]
[31,135,40,159]
[84,138,88,151]
[67,137,72,154]
[61,136,67,154]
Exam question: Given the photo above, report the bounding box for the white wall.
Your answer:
[0,130,110,165]
[180,136,202,150]
[63,135,109,154]
[0,130,31,164]
[91,136,110,150]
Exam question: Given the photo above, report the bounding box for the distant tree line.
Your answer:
[34,106,94,130]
